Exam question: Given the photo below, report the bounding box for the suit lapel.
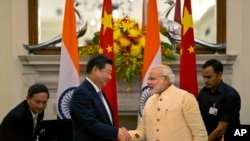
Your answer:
[84,80,113,125]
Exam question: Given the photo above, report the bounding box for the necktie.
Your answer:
[98,90,105,104]
[33,115,38,134]
[98,90,113,124]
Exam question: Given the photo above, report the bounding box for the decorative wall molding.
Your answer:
[19,54,237,119]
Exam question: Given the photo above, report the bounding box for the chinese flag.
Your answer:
[99,0,119,127]
[179,0,198,97]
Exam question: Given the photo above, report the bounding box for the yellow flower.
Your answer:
[79,16,176,83]
[113,42,120,55]
[130,44,141,56]
[129,29,140,38]
[138,36,145,48]
[119,37,131,47]
[121,20,134,32]
[113,29,121,40]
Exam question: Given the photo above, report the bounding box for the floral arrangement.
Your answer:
[79,16,176,83]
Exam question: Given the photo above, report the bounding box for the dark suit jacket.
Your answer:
[0,100,44,141]
[70,79,118,141]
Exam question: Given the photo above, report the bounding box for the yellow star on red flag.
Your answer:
[106,45,113,53]
[101,10,113,34]
[98,0,119,128]
[182,6,193,35]
[188,45,195,53]
[98,47,103,54]
[179,0,198,97]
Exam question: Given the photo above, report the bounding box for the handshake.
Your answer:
[118,127,131,141]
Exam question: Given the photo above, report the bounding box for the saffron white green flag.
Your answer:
[138,0,162,124]
[57,0,80,119]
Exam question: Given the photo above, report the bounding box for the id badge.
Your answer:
[209,104,218,115]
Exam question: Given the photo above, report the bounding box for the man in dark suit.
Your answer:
[0,83,50,141]
[70,54,130,141]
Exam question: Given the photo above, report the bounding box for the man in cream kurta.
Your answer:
[129,65,207,141]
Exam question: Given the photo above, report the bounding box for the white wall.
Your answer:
[0,0,28,120]
[0,0,13,119]
[227,0,250,124]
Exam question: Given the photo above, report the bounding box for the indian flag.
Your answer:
[57,0,80,119]
[138,0,162,122]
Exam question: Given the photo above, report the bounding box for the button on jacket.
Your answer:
[129,85,208,141]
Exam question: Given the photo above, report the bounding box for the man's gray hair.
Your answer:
[153,65,175,84]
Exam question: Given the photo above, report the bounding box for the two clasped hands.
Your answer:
[118,127,131,141]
